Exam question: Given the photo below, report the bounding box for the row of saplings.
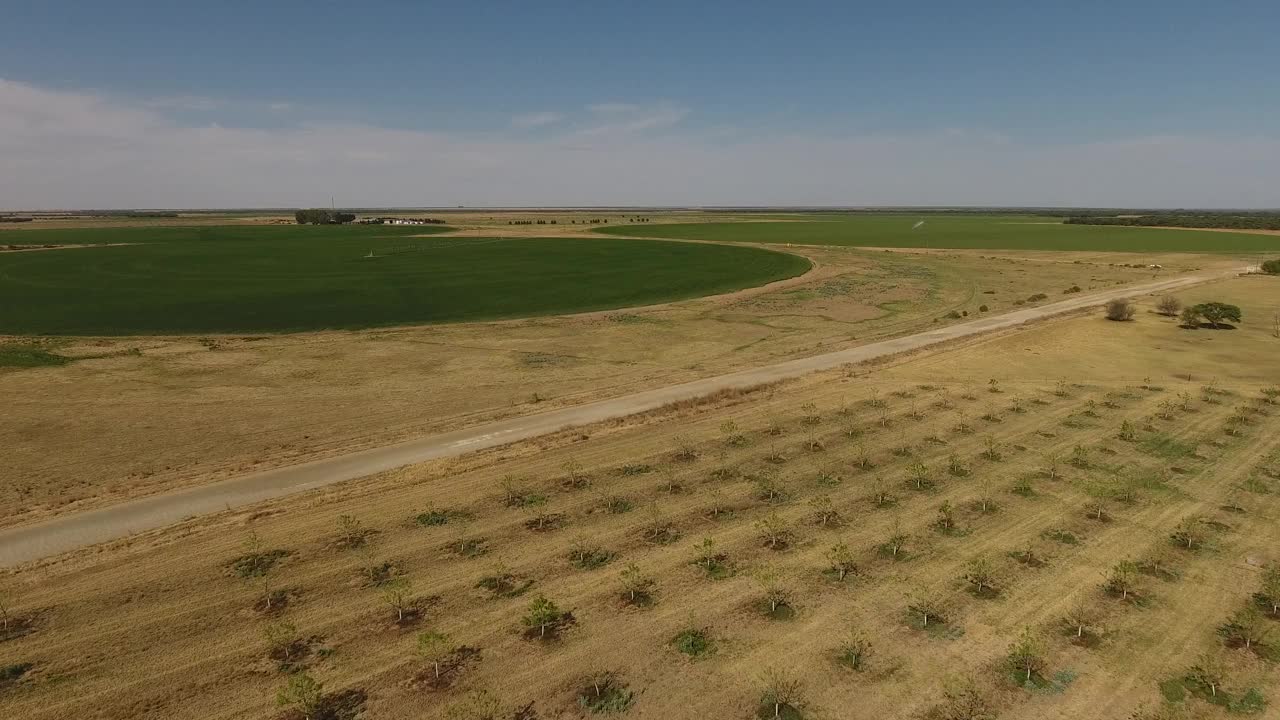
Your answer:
[270,558,1280,719]
[264,483,1280,720]
[261,387,1279,718]
[1105,295,1242,328]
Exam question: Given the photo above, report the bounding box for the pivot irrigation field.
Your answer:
[3,279,1279,720]
[0,226,809,335]
[596,214,1280,253]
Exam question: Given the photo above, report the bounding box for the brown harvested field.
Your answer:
[3,277,1279,720]
[0,245,1205,527]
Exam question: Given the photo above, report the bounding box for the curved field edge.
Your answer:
[0,234,811,335]
[592,216,1280,252]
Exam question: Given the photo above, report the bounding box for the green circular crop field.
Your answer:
[0,227,810,335]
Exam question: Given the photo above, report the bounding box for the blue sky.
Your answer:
[3,1,1279,208]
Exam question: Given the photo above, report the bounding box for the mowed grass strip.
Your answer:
[0,230,809,335]
[595,214,1280,252]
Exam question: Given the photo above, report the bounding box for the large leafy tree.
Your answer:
[1189,302,1242,328]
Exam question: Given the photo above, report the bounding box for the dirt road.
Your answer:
[0,266,1247,567]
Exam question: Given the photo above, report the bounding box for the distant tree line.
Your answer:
[362,217,445,225]
[1065,213,1280,231]
[295,209,356,225]
[0,216,33,223]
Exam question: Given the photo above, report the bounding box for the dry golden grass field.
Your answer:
[1,240,1212,527]
[3,277,1279,720]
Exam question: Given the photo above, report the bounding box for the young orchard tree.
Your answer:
[964,557,996,596]
[853,443,874,470]
[870,477,896,508]
[754,470,785,502]
[907,593,946,628]
[1105,561,1139,601]
[974,477,996,513]
[755,511,791,550]
[1118,420,1138,442]
[657,465,683,495]
[0,589,10,632]
[759,667,805,719]
[264,621,302,660]
[692,537,719,570]
[809,495,839,526]
[1177,391,1194,412]
[754,567,791,614]
[948,453,969,477]
[382,578,413,622]
[908,401,924,420]
[837,628,873,671]
[619,562,655,604]
[1084,499,1109,522]
[884,518,909,559]
[908,461,931,491]
[801,402,821,425]
[241,530,280,610]
[1259,564,1280,617]
[1005,628,1047,683]
[1188,651,1229,698]
[277,672,324,720]
[981,435,1002,461]
[1138,547,1178,580]
[336,514,366,548]
[522,595,564,638]
[643,501,677,543]
[418,630,454,680]
[804,428,825,452]
[825,541,857,581]
[1063,600,1101,640]
[561,458,588,489]
[720,419,747,447]
[1042,452,1062,480]
[497,475,523,507]
[1170,517,1205,550]
[1069,445,1090,469]
[934,501,957,532]
[703,486,729,519]
[1220,606,1268,650]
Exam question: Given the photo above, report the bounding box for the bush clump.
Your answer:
[1105,298,1136,321]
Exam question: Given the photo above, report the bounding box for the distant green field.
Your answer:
[595,215,1280,252]
[0,226,809,335]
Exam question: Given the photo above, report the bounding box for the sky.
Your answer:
[2,0,1279,209]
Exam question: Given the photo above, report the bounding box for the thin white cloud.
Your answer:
[1,78,1278,209]
[586,102,640,115]
[510,111,564,128]
[142,95,223,112]
[576,102,689,137]
[268,102,294,112]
